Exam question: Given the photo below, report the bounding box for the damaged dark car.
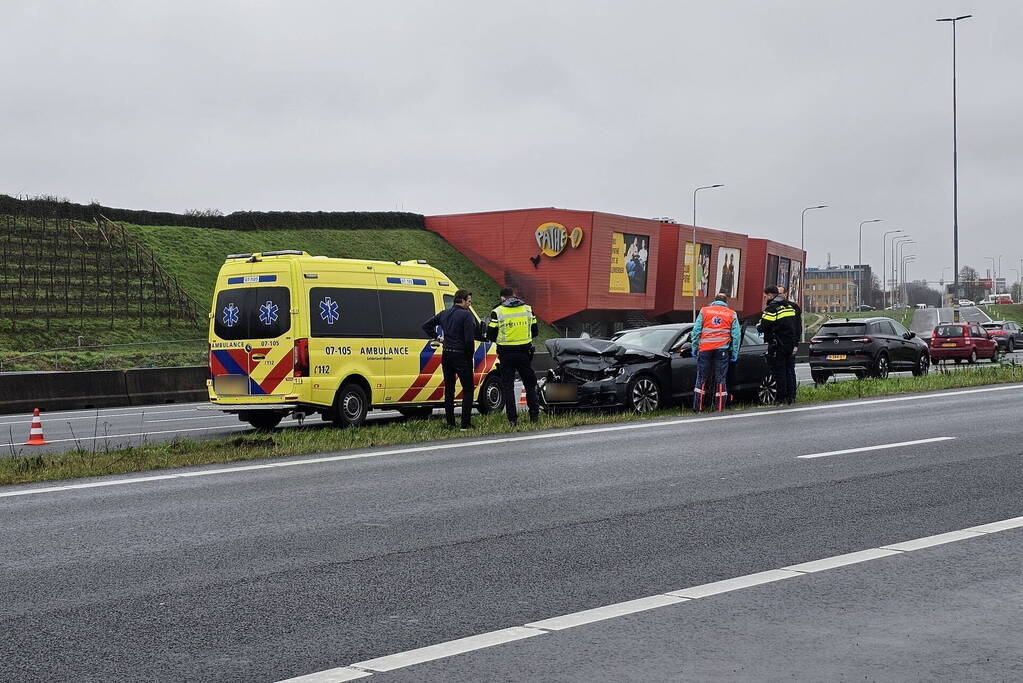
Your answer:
[540,323,777,412]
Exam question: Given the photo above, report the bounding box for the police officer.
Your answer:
[691,292,741,411]
[421,289,478,430]
[777,284,802,402]
[758,285,800,405]
[486,286,539,426]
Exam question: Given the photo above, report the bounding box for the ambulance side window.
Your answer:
[379,290,435,339]
[309,288,383,338]
[443,294,454,311]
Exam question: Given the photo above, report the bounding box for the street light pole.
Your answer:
[801,205,828,253]
[893,237,913,307]
[895,240,915,306]
[985,256,996,295]
[857,219,882,307]
[881,229,903,309]
[692,183,724,320]
[902,255,917,306]
[937,14,972,306]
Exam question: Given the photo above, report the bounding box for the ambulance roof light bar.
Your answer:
[226,253,253,259]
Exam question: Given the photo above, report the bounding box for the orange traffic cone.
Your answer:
[519,388,527,406]
[25,408,48,446]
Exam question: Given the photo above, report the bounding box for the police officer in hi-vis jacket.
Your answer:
[691,292,741,411]
[486,286,540,426]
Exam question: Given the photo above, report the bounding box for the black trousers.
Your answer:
[442,354,474,427]
[499,347,539,423]
[769,349,797,404]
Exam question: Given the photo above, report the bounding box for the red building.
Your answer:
[426,208,804,336]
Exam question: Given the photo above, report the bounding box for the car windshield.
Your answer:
[935,325,966,338]
[817,323,866,336]
[612,327,682,352]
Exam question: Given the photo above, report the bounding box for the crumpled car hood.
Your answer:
[545,338,666,372]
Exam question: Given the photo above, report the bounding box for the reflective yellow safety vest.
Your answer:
[490,303,536,346]
[698,304,736,351]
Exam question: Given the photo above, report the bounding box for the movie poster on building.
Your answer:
[789,261,803,302]
[777,258,791,291]
[681,242,711,297]
[765,254,779,288]
[609,232,649,293]
[715,247,741,298]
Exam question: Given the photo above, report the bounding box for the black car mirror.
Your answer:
[673,342,693,357]
[903,331,916,340]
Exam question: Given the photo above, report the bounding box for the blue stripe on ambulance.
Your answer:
[212,350,246,375]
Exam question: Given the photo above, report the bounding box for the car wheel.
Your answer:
[757,372,778,404]
[476,372,504,415]
[990,347,1001,363]
[243,412,284,431]
[627,375,661,413]
[968,349,977,364]
[872,353,890,379]
[1008,339,1015,353]
[810,370,831,385]
[332,382,369,428]
[912,352,930,377]
[397,407,434,420]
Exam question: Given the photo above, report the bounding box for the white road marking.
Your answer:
[666,569,802,599]
[0,425,238,451]
[278,667,371,682]
[3,383,1022,499]
[0,406,208,426]
[275,515,1022,682]
[797,436,957,459]
[351,626,546,673]
[525,595,688,631]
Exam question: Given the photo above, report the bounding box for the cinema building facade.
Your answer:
[426,208,805,337]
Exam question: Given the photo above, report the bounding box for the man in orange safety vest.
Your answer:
[691,292,741,411]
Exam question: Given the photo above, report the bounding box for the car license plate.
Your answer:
[942,343,956,347]
[543,382,578,402]
[826,354,846,361]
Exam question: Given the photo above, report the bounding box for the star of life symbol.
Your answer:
[259,300,279,326]
[319,297,340,325]
[712,316,723,326]
[222,302,239,327]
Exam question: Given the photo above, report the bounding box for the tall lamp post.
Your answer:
[881,229,904,309]
[692,183,724,319]
[895,239,915,307]
[937,14,972,306]
[985,256,996,296]
[893,237,913,307]
[858,219,882,306]
[902,255,917,306]
[801,205,828,253]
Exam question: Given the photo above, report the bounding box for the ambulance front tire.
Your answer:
[477,372,504,415]
[243,412,283,431]
[332,382,369,428]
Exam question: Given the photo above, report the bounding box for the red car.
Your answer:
[929,323,1000,364]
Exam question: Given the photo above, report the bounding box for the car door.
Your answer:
[667,329,697,400]
[889,319,916,368]
[731,325,769,391]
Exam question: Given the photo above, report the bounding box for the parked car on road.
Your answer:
[809,317,930,384]
[856,304,875,311]
[995,295,1014,304]
[981,321,1023,352]
[958,299,976,307]
[540,323,777,412]
[928,323,1000,364]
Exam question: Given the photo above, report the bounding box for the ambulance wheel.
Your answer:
[244,412,283,431]
[477,373,504,415]
[398,407,434,420]
[333,383,369,428]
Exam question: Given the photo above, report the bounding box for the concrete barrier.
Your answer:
[125,367,208,406]
[0,369,129,415]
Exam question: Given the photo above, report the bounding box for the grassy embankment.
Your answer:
[983,304,1023,326]
[3,362,1020,487]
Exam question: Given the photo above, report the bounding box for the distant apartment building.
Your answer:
[805,265,871,312]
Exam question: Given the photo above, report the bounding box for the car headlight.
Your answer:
[604,366,626,378]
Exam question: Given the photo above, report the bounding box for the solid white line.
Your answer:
[277,667,372,682]
[4,382,1023,499]
[525,595,688,631]
[0,424,239,451]
[276,515,1022,682]
[666,569,802,599]
[0,403,209,421]
[797,436,957,459]
[0,406,208,426]
[782,548,903,573]
[351,627,546,672]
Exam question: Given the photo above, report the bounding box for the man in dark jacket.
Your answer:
[486,286,540,426]
[758,285,800,405]
[777,284,802,402]
[422,289,478,429]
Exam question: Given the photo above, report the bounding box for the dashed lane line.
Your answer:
[3,383,1022,500]
[797,436,957,459]
[277,515,1023,682]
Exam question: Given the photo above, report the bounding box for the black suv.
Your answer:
[809,317,930,384]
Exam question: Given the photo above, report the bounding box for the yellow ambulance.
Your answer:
[207,250,503,429]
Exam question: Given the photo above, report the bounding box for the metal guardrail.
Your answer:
[0,338,207,373]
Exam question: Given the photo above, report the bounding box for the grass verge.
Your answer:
[3,364,1022,487]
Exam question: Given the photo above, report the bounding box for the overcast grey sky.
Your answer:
[3,1,1020,284]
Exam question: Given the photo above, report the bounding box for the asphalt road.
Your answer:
[3,382,1023,681]
[910,305,992,337]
